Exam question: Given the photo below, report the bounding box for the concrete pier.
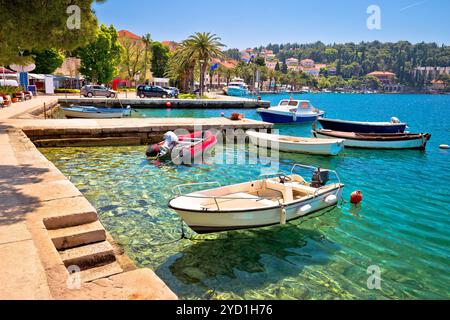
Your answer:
[7,117,273,147]
[58,96,270,109]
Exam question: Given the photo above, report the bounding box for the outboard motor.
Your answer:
[311,168,330,188]
[146,144,161,157]
[391,117,401,124]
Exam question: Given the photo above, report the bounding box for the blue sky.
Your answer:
[93,0,450,48]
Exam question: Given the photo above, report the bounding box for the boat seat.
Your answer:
[200,193,276,210]
[264,180,294,203]
[200,192,258,208]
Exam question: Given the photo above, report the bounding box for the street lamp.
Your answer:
[199,59,205,96]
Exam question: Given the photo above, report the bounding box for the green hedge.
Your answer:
[116,88,136,92]
[178,93,209,99]
[0,86,22,95]
[55,88,80,93]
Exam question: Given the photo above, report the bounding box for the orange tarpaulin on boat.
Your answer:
[301,102,309,109]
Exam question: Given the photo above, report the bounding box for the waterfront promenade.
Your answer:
[0,95,271,300]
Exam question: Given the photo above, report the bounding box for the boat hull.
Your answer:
[257,109,324,124]
[318,118,407,133]
[170,187,343,234]
[62,107,128,119]
[247,131,344,156]
[314,130,431,150]
[226,87,249,97]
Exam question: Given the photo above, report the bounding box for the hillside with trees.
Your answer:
[255,41,450,86]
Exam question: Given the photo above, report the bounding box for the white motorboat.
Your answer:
[247,131,344,156]
[224,78,249,97]
[257,99,325,124]
[169,164,344,233]
[61,105,132,119]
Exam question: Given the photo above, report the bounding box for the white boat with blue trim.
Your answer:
[257,99,325,124]
[169,165,344,234]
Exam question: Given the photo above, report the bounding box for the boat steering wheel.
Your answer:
[278,174,292,184]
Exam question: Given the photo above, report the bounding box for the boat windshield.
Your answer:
[279,100,299,107]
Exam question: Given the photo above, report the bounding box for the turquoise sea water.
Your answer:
[41,93,450,299]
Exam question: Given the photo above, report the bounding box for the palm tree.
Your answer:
[141,33,152,83]
[165,40,197,92]
[182,32,225,95]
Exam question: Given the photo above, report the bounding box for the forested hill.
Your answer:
[227,41,450,85]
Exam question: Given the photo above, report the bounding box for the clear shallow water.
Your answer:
[41,93,450,300]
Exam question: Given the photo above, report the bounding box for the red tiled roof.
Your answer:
[0,67,15,74]
[161,41,179,51]
[211,58,238,69]
[118,30,141,41]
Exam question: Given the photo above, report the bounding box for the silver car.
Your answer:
[81,85,117,98]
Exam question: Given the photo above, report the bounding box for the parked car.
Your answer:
[81,85,117,98]
[163,86,179,97]
[137,85,174,98]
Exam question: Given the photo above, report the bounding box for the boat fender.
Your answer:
[280,207,287,225]
[324,195,338,205]
[439,144,449,149]
[166,102,172,108]
[300,204,312,214]
[350,191,363,204]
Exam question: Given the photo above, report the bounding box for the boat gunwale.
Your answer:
[318,117,407,127]
[314,130,431,141]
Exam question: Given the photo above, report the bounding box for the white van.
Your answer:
[0,79,19,86]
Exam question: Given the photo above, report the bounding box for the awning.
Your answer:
[29,73,46,80]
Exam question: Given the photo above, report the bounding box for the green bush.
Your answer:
[178,93,209,99]
[116,88,136,92]
[54,88,80,93]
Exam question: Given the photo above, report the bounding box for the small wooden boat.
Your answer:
[257,99,325,124]
[146,131,218,163]
[169,164,344,233]
[61,105,131,119]
[247,131,344,156]
[318,117,407,133]
[313,129,431,150]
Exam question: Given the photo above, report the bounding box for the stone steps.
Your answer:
[49,220,106,250]
[59,241,115,270]
[44,210,98,230]
[80,261,123,283]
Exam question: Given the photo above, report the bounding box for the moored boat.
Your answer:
[318,117,407,133]
[169,164,344,233]
[146,131,218,163]
[224,78,249,97]
[313,129,431,150]
[62,105,131,119]
[247,130,344,156]
[257,99,325,124]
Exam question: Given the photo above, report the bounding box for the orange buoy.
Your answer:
[166,101,172,107]
[350,190,363,204]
